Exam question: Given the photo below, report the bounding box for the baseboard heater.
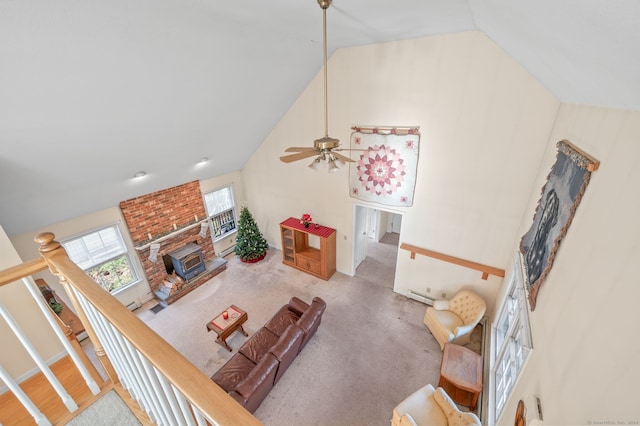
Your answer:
[407,289,435,306]
[125,293,153,312]
[126,300,142,311]
[218,245,236,257]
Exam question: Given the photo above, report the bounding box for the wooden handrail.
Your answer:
[400,243,505,280]
[0,257,48,287]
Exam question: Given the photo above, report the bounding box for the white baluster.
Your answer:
[153,369,188,426]
[172,384,198,426]
[118,332,166,424]
[191,403,208,426]
[0,302,78,413]
[0,363,52,426]
[22,278,100,395]
[74,291,149,416]
[136,353,176,425]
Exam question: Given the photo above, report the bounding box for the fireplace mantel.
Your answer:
[135,219,208,251]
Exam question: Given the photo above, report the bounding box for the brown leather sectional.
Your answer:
[211,296,327,413]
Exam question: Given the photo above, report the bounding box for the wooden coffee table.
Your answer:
[438,342,483,410]
[206,305,248,352]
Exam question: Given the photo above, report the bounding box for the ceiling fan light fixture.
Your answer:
[329,152,345,166]
[309,156,322,170]
[328,158,339,173]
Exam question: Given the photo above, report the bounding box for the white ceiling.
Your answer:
[1,0,638,236]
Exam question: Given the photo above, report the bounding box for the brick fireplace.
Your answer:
[120,180,226,305]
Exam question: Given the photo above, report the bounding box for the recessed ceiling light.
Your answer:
[198,157,209,164]
[133,171,146,179]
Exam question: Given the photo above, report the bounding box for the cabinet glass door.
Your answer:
[282,228,294,262]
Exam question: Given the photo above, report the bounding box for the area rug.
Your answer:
[65,390,140,426]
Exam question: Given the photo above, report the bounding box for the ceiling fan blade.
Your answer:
[279,150,320,163]
[332,151,355,163]
[334,147,379,152]
[285,147,318,152]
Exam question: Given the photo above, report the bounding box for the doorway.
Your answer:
[353,205,402,289]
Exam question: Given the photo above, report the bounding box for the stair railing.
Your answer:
[0,232,261,426]
[0,262,101,425]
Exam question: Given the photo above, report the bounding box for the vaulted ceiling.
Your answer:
[1,0,638,236]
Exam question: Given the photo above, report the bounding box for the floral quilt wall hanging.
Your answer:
[348,127,420,207]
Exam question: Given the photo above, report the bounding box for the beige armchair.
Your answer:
[423,290,486,350]
[391,384,481,426]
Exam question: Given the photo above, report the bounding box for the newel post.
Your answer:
[35,232,119,385]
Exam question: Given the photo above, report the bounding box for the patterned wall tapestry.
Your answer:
[520,139,599,310]
[348,127,420,207]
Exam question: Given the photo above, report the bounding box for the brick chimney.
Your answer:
[120,181,220,302]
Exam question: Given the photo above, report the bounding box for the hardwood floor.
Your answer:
[0,355,109,425]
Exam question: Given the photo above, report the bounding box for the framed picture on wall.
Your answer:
[520,140,599,310]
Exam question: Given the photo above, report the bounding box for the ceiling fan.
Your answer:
[279,0,358,173]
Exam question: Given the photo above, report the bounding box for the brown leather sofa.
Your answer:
[211,296,327,413]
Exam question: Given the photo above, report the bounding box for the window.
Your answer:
[493,253,533,419]
[203,186,236,240]
[62,224,139,294]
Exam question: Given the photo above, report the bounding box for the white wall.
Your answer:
[497,106,640,425]
[242,31,560,313]
[0,225,64,385]
[376,210,390,242]
[365,209,388,242]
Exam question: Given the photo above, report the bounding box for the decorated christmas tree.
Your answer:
[234,206,269,263]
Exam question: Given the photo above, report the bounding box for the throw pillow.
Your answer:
[433,387,481,426]
[433,300,450,310]
[398,413,418,426]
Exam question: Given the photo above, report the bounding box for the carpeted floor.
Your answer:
[65,390,140,426]
[355,232,400,289]
[132,237,481,426]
